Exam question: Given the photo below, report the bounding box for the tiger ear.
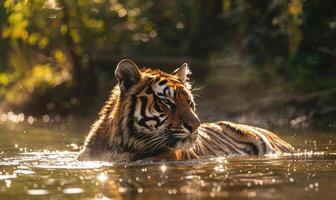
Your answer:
[172,63,191,83]
[115,59,141,93]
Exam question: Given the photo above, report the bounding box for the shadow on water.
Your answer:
[0,116,336,199]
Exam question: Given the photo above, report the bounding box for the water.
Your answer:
[0,118,336,199]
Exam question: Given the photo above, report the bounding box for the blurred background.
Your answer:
[0,0,335,128]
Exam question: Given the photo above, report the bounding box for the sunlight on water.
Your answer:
[1,149,335,199]
[62,187,85,194]
[97,172,109,183]
[0,121,336,199]
[0,174,17,180]
[26,189,49,196]
[160,164,167,172]
[0,151,114,170]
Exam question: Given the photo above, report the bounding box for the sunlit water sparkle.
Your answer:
[0,121,336,199]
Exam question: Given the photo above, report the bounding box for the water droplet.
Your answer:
[119,187,128,193]
[4,180,11,188]
[42,115,50,123]
[210,191,216,197]
[141,168,147,172]
[97,172,108,182]
[160,164,167,172]
[27,116,34,124]
[70,143,79,150]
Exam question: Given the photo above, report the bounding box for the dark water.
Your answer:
[0,115,336,199]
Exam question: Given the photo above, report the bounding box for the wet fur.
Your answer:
[78,61,294,162]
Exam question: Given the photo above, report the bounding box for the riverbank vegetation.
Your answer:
[0,0,335,126]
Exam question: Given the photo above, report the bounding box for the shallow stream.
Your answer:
[0,116,335,199]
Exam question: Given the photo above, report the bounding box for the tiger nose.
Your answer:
[182,117,201,133]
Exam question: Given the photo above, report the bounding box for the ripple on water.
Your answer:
[1,150,335,172]
[62,187,85,194]
[1,151,113,170]
[27,189,50,196]
[13,169,35,175]
[1,149,336,199]
[0,174,17,180]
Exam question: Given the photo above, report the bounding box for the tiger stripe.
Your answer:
[185,121,294,158]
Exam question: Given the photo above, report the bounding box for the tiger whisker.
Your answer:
[142,135,169,150]
[144,137,167,153]
[172,134,188,138]
[151,137,169,153]
[191,85,204,92]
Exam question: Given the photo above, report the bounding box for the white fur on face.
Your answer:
[133,78,196,137]
[152,81,175,103]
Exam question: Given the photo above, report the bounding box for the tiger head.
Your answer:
[110,59,201,156]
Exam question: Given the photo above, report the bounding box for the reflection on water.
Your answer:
[0,119,336,199]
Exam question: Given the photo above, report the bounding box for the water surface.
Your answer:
[0,117,336,199]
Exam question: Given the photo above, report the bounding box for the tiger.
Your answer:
[77,59,294,162]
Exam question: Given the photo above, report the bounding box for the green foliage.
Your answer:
[0,0,335,113]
